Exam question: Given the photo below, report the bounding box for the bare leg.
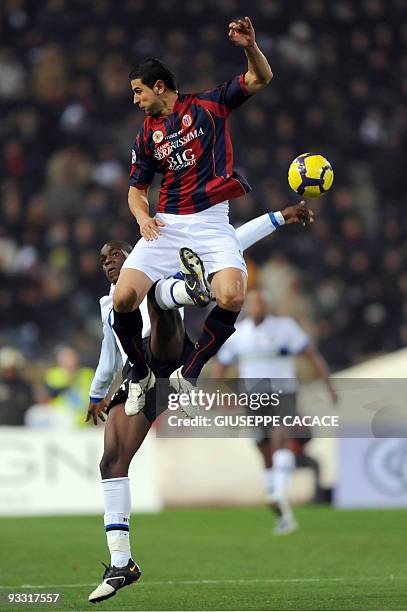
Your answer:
[100,404,151,479]
[257,439,271,468]
[113,269,153,312]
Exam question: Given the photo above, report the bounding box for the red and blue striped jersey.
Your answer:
[129,74,252,214]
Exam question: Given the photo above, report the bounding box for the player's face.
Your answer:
[130,78,163,115]
[246,290,268,323]
[100,244,127,284]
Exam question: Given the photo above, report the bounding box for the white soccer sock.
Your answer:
[236,211,285,251]
[155,278,194,309]
[268,448,295,518]
[263,468,275,501]
[102,477,132,568]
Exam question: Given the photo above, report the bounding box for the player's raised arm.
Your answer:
[228,16,273,94]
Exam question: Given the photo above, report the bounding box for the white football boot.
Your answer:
[125,367,155,416]
[169,367,201,418]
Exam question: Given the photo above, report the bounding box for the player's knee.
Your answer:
[113,288,138,313]
[216,288,245,311]
[100,450,120,479]
[100,446,132,478]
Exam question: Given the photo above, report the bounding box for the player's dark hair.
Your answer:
[129,58,177,91]
[106,240,133,255]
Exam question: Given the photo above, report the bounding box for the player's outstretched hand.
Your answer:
[86,399,108,425]
[140,217,165,241]
[282,201,314,226]
[228,16,255,47]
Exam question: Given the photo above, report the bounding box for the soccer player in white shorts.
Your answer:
[111,17,274,415]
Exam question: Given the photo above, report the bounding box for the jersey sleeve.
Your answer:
[217,332,239,366]
[89,317,122,401]
[129,127,157,189]
[284,319,310,355]
[196,74,251,115]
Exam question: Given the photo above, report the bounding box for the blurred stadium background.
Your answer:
[1,1,407,601]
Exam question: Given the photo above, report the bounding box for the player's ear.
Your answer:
[154,80,165,95]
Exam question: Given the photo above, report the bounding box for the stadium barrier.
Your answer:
[0,426,321,515]
[335,437,407,508]
[0,427,162,516]
[333,348,407,508]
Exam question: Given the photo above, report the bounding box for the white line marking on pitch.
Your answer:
[0,575,403,589]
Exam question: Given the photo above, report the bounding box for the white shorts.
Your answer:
[122,202,247,282]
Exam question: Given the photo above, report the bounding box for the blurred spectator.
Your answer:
[0,47,25,100]
[277,21,318,73]
[0,347,34,425]
[44,346,94,425]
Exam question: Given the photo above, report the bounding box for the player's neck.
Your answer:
[159,91,179,116]
[252,316,266,326]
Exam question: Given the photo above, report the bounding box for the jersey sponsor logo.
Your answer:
[167,148,196,171]
[153,127,204,161]
[166,129,183,139]
[152,130,164,144]
[182,113,192,127]
[131,149,136,164]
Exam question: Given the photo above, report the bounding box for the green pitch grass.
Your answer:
[0,507,406,611]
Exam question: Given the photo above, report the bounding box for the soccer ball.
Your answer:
[288,153,334,198]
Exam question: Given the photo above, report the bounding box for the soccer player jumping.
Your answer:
[112,17,273,415]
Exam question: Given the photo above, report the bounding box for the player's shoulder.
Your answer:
[175,92,202,112]
[135,116,157,139]
[182,87,219,106]
[267,314,298,328]
[178,92,196,103]
[99,294,111,308]
[275,316,305,338]
[138,116,154,136]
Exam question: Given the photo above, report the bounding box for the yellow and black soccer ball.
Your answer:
[288,153,334,198]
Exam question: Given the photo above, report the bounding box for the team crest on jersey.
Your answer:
[182,114,192,128]
[131,149,136,164]
[152,130,164,144]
